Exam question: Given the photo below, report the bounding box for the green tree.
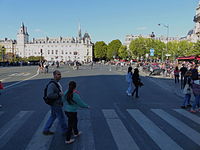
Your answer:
[118,45,128,59]
[107,39,122,60]
[28,56,43,61]
[94,41,107,60]
[177,40,194,56]
[129,37,148,58]
[189,41,200,56]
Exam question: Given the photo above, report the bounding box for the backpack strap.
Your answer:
[48,81,61,92]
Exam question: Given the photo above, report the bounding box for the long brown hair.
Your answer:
[65,81,76,105]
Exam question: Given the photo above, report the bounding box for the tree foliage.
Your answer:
[94,41,107,59]
[107,39,122,60]
[118,45,128,59]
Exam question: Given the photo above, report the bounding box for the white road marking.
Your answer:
[4,70,39,89]
[0,111,34,149]
[25,111,58,150]
[73,110,96,150]
[152,109,200,147]
[128,109,183,150]
[174,109,200,125]
[102,109,140,150]
[0,77,11,81]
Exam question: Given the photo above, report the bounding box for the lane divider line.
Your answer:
[4,69,39,89]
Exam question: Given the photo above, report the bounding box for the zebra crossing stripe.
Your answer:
[25,111,58,150]
[0,111,34,149]
[102,109,140,150]
[127,109,183,150]
[152,109,200,146]
[73,110,95,150]
[174,109,200,125]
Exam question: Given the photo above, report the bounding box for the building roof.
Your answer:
[187,29,194,36]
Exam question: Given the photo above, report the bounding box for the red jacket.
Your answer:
[0,82,4,89]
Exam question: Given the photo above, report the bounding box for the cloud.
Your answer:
[136,27,147,30]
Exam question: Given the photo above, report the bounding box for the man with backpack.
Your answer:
[43,70,67,135]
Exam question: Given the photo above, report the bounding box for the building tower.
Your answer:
[193,1,200,39]
[78,23,82,39]
[16,22,29,57]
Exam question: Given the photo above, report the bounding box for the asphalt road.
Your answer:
[0,64,200,150]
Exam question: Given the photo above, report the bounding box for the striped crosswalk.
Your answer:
[0,109,200,150]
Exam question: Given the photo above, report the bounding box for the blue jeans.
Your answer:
[182,94,191,106]
[192,95,200,110]
[43,106,67,133]
[127,82,133,94]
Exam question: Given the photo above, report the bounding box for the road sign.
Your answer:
[150,48,154,56]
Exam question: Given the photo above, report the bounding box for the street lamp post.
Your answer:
[40,49,43,62]
[158,23,169,62]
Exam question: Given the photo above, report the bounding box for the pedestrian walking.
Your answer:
[190,78,200,113]
[132,68,141,98]
[62,81,89,144]
[181,71,192,109]
[43,70,67,135]
[180,64,188,89]
[191,65,198,80]
[174,66,180,84]
[126,66,133,96]
[0,81,4,108]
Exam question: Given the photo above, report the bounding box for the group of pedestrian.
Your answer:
[38,61,49,74]
[126,67,143,98]
[43,70,90,144]
[176,64,200,113]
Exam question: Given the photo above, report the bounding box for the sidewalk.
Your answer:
[139,67,184,98]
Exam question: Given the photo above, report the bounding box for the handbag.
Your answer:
[183,84,192,94]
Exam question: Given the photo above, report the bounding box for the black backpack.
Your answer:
[43,81,61,105]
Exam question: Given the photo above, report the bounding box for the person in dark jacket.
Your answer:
[132,68,141,98]
[43,70,67,135]
[191,65,198,80]
[180,64,188,89]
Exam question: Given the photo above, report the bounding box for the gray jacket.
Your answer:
[47,79,63,106]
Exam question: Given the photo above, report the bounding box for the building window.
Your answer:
[74,51,78,55]
[56,50,58,55]
[62,51,64,54]
[52,50,54,54]
[48,50,50,54]
[69,52,72,54]
[65,52,68,54]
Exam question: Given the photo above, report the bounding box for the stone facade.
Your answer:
[186,1,200,42]
[1,23,93,62]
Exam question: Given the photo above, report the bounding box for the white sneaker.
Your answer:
[127,93,132,96]
[65,138,75,144]
[74,131,82,137]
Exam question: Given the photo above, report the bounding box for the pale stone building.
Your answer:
[0,38,16,54]
[1,23,93,62]
[186,1,200,42]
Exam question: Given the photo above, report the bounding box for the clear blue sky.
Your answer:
[0,0,198,44]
